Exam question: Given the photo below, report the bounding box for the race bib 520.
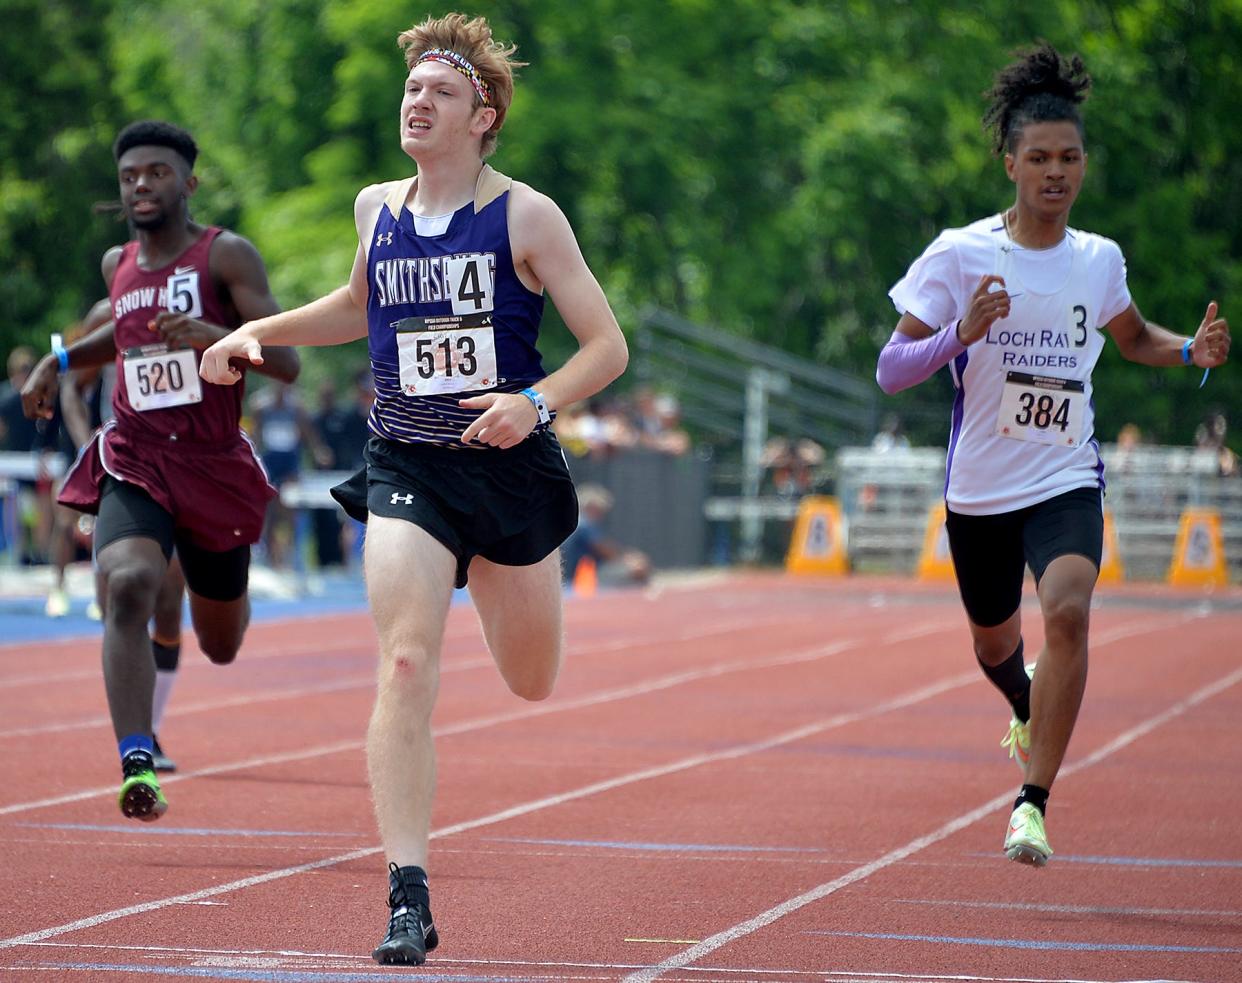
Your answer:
[123,344,202,412]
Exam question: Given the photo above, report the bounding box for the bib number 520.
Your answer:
[123,346,202,412]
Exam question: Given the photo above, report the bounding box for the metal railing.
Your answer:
[635,308,883,560]
[830,444,1241,581]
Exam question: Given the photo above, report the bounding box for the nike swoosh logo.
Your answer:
[174,265,195,275]
[1009,824,1023,834]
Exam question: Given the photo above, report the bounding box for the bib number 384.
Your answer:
[995,371,1085,447]
[123,344,203,412]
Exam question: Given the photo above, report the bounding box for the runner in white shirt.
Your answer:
[878,42,1230,867]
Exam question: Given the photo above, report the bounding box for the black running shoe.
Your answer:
[151,735,177,773]
[372,863,439,965]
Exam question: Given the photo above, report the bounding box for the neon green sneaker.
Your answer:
[1004,802,1052,866]
[118,753,168,822]
[999,662,1036,770]
[45,588,70,618]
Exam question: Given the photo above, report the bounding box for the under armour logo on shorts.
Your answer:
[376,231,393,247]
[390,492,414,505]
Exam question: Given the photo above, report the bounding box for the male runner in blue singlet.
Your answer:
[201,13,628,966]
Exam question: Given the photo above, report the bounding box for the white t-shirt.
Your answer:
[888,214,1132,515]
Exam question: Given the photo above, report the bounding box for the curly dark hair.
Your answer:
[112,120,198,170]
[982,41,1092,156]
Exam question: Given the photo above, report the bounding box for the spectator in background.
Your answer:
[554,396,637,458]
[250,382,326,568]
[631,386,691,456]
[1,347,38,561]
[646,393,691,455]
[1111,422,1143,474]
[46,308,109,616]
[1195,410,1238,478]
[2,345,60,564]
[311,369,374,566]
[561,484,650,589]
[594,397,639,454]
[1116,421,1142,449]
[314,368,374,471]
[762,436,824,498]
[630,386,661,437]
[550,401,592,457]
[871,413,911,453]
[1,347,40,452]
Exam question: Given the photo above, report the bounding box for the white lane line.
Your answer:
[0,611,1172,820]
[0,610,1203,951]
[621,663,1242,982]
[0,571,791,662]
[0,666,978,950]
[0,675,374,739]
[9,939,1200,983]
[889,898,1242,918]
[0,608,826,699]
[0,847,379,951]
[0,610,825,738]
[0,615,958,816]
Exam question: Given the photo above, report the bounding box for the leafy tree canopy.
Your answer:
[2,0,1237,446]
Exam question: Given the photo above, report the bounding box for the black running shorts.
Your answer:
[331,431,579,588]
[944,485,1103,628]
[95,476,251,602]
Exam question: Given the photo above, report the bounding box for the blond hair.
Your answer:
[398,13,524,159]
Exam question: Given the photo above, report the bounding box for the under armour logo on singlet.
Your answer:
[376,231,394,247]
[390,492,414,505]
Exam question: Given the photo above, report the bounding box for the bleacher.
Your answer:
[4,445,1238,584]
[835,447,945,573]
[1100,445,1242,581]
[832,444,1241,582]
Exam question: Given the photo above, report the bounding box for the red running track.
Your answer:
[1,572,1240,983]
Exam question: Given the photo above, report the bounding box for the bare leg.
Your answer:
[152,553,186,645]
[96,537,167,741]
[967,609,1023,671]
[186,591,249,665]
[364,515,457,869]
[1025,554,1096,790]
[49,504,78,591]
[468,550,565,702]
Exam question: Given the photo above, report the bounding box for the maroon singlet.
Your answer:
[59,228,276,551]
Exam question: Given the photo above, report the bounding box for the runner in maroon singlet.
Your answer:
[22,120,301,821]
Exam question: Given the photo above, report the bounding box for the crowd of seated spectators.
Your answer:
[553,385,691,459]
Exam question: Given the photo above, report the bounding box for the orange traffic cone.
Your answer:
[572,555,598,597]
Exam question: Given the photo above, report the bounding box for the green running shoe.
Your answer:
[999,662,1036,770]
[118,752,168,822]
[1004,802,1052,866]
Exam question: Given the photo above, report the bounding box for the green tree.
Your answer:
[0,0,125,347]
[3,0,1238,450]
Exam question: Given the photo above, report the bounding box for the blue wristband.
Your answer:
[520,387,551,425]
[51,333,69,374]
[1182,339,1210,387]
